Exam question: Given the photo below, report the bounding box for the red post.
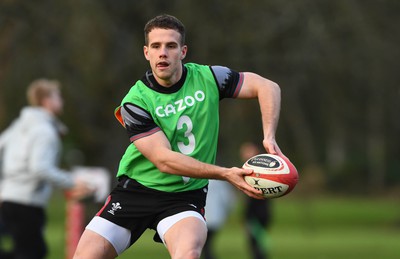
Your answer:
[65,199,85,259]
[65,166,111,258]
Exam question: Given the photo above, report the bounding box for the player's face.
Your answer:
[144,28,187,87]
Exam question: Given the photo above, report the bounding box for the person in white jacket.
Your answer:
[0,78,92,259]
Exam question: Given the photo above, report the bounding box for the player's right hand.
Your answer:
[225,167,264,200]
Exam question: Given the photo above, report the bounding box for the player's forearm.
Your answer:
[239,73,281,139]
[135,132,231,180]
[258,80,281,141]
[155,150,229,180]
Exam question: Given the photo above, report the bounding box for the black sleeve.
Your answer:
[210,65,244,99]
[120,103,160,142]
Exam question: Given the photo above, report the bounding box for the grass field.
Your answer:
[7,191,398,259]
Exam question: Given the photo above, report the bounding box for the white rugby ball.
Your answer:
[243,154,299,199]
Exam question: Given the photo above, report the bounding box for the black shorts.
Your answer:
[96,176,208,244]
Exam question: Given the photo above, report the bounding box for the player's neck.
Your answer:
[155,65,183,87]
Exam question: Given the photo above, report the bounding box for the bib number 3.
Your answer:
[177,115,195,155]
[177,115,195,184]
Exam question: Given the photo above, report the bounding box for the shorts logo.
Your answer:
[108,202,122,215]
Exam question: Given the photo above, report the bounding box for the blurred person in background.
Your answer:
[202,179,235,259]
[0,150,12,259]
[240,141,273,259]
[0,221,11,259]
[202,141,273,259]
[0,79,93,259]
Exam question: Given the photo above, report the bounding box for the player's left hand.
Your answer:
[263,137,282,156]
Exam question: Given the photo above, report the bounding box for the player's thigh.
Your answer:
[164,215,207,257]
[73,229,117,259]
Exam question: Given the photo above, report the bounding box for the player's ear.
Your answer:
[144,46,150,61]
[180,45,187,60]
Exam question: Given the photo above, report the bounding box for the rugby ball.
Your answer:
[243,154,298,199]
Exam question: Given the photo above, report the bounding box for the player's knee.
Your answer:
[171,248,202,259]
[72,251,83,259]
[72,245,91,259]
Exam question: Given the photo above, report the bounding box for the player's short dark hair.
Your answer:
[144,14,186,46]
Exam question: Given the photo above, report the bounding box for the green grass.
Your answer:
[5,192,398,259]
[196,195,400,259]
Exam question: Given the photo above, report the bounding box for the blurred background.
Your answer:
[1,0,399,258]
